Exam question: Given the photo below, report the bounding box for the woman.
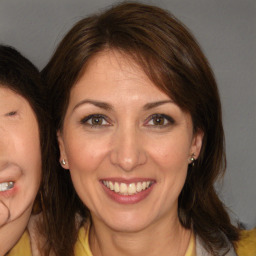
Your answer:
[0,45,51,255]
[41,2,242,256]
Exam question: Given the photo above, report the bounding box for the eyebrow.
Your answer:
[72,99,173,112]
[143,100,173,110]
[73,99,113,112]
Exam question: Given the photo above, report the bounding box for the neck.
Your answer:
[89,215,191,256]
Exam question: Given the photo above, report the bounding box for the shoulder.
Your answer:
[236,229,256,256]
[6,230,32,256]
[195,235,237,256]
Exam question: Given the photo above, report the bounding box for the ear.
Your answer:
[190,129,204,160]
[57,130,69,169]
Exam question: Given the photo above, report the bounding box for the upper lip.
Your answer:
[100,177,155,184]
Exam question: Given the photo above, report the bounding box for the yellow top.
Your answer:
[6,230,32,256]
[236,228,256,256]
[7,225,256,256]
[74,224,196,256]
[74,224,93,256]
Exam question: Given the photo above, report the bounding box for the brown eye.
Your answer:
[145,114,175,127]
[152,116,165,125]
[80,114,110,127]
[91,116,103,125]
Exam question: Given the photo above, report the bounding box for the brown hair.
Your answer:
[42,2,240,255]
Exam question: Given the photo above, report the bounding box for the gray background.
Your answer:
[0,0,255,228]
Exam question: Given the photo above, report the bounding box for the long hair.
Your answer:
[42,2,240,255]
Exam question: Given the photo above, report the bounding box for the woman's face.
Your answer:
[0,87,41,253]
[58,50,203,232]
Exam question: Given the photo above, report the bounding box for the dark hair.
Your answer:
[0,44,53,233]
[42,2,240,255]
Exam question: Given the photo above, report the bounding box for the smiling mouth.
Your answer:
[102,181,154,196]
[0,182,14,192]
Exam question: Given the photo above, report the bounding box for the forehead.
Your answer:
[83,50,147,82]
[0,85,33,114]
[0,85,20,98]
[71,50,170,101]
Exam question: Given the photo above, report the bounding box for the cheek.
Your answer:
[20,130,41,176]
[7,132,41,220]
[147,135,191,169]
[11,127,41,170]
[64,133,110,173]
[151,139,190,198]
[18,131,41,183]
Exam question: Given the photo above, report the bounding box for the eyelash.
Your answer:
[80,113,174,128]
[5,111,17,117]
[80,114,111,128]
[144,114,175,128]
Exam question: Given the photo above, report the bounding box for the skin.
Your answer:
[0,87,41,255]
[58,50,203,256]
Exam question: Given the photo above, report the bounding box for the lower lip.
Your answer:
[101,182,155,204]
[0,183,18,198]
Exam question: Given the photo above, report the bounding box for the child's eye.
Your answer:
[80,114,111,127]
[145,114,174,127]
[5,111,17,117]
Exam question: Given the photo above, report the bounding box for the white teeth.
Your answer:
[114,182,120,193]
[109,181,114,191]
[128,183,136,195]
[0,181,14,192]
[136,182,142,192]
[120,183,128,194]
[103,180,153,195]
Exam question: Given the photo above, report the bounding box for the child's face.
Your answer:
[0,86,41,254]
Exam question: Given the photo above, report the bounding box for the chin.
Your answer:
[100,211,154,233]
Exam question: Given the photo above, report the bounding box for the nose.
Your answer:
[110,126,147,172]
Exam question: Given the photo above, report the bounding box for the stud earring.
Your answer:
[189,153,196,166]
[61,159,66,166]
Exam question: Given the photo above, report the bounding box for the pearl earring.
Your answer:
[61,159,66,165]
[189,153,196,166]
